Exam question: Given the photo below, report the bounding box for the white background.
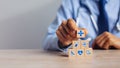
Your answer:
[0,0,61,49]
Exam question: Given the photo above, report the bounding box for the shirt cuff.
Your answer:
[58,40,71,49]
[57,40,72,55]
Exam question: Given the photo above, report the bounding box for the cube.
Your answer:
[68,49,76,58]
[85,48,93,56]
[77,29,86,38]
[80,40,89,49]
[76,49,84,57]
[72,41,80,49]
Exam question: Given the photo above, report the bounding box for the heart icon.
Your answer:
[78,50,83,55]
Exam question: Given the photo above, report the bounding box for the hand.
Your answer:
[56,19,87,46]
[92,32,120,49]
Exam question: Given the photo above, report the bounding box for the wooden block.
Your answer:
[85,48,93,56]
[80,40,89,49]
[77,29,86,38]
[68,49,76,58]
[72,41,80,49]
[76,49,84,57]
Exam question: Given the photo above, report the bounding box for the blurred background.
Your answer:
[0,0,61,49]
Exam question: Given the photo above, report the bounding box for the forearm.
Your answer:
[43,34,60,50]
[43,34,72,53]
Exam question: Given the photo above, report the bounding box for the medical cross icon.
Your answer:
[78,30,84,36]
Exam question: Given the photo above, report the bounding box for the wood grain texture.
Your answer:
[0,49,120,68]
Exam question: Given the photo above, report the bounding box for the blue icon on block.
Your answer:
[75,44,78,47]
[78,50,83,55]
[78,30,84,36]
[75,42,78,47]
[71,51,75,56]
[82,42,86,47]
[86,50,91,55]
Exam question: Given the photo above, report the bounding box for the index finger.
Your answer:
[67,18,78,31]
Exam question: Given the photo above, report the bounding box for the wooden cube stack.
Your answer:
[68,29,93,58]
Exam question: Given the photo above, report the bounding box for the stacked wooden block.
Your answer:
[68,29,93,58]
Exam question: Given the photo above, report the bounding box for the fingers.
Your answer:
[62,19,87,38]
[98,32,111,49]
[56,30,66,43]
[56,30,71,46]
[95,33,107,47]
[58,25,73,41]
[58,26,67,39]
[92,32,105,49]
[102,39,110,50]
[97,36,110,49]
[93,32,111,50]
[78,28,88,36]
[56,19,76,46]
[56,18,88,46]
[61,19,77,38]
[83,28,88,35]
[98,37,108,48]
[61,21,70,34]
[67,19,78,31]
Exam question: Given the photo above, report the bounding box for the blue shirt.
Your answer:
[43,0,120,51]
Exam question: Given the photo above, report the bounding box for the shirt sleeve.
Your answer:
[42,0,74,51]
